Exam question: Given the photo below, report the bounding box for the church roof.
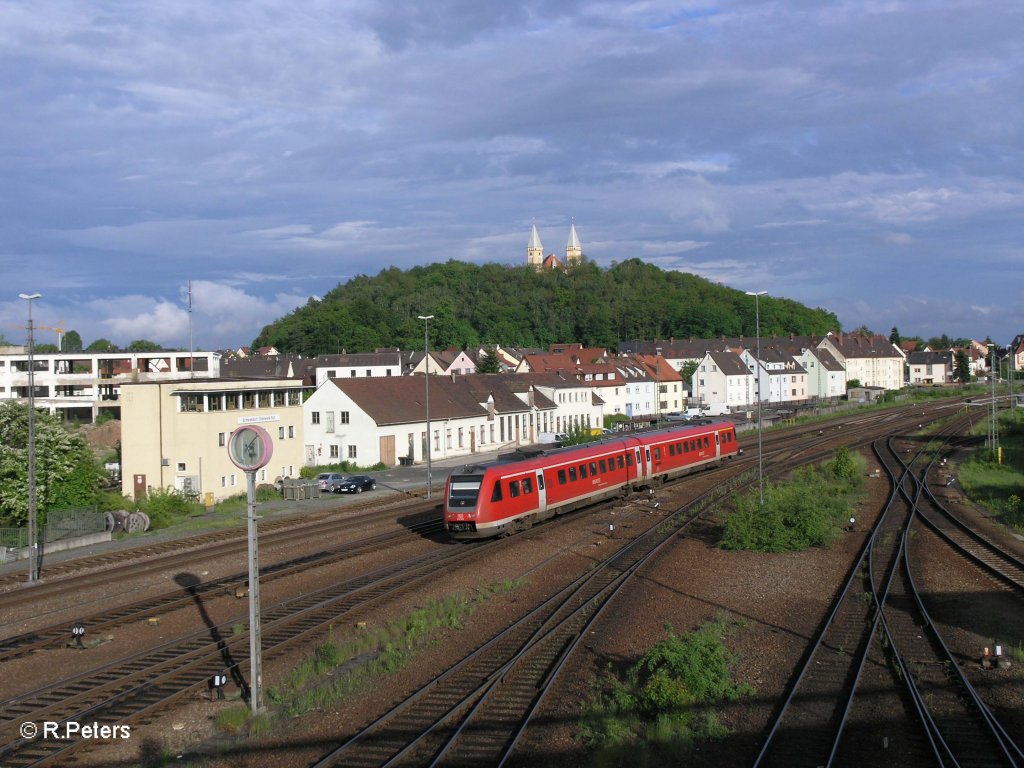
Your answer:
[567,222,581,249]
[529,223,543,250]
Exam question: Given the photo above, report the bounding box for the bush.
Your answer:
[720,450,864,552]
[579,620,753,764]
[139,487,202,529]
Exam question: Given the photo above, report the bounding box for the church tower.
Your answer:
[527,222,544,269]
[565,221,583,265]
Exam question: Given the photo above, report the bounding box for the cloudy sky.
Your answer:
[2,1,1022,351]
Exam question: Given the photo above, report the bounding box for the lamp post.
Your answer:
[19,292,42,583]
[746,291,767,508]
[989,343,999,457]
[418,315,434,499]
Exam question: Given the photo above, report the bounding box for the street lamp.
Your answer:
[19,292,42,583]
[418,315,434,499]
[988,343,999,458]
[746,290,767,508]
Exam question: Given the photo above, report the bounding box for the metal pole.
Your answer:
[418,315,434,499]
[747,291,767,508]
[245,469,263,714]
[19,292,41,583]
[990,344,998,456]
[655,347,661,426]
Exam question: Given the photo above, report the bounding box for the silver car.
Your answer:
[316,472,347,491]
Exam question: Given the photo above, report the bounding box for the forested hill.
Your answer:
[251,259,840,356]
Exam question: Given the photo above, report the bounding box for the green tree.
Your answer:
[476,346,502,374]
[127,339,163,352]
[33,343,59,354]
[953,350,972,385]
[680,360,700,391]
[87,338,119,352]
[0,402,104,526]
[63,330,83,352]
[889,327,901,345]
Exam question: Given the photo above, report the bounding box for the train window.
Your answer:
[579,464,588,478]
[618,455,625,469]
[491,482,503,502]
[653,448,661,462]
[523,477,533,494]
[625,453,633,467]
[668,444,675,456]
[569,466,578,482]
[599,459,607,473]
[509,480,521,498]
[537,475,545,490]
[590,461,598,475]
[677,442,683,453]
[704,437,710,448]
[558,469,567,485]
[683,441,689,453]
[450,475,483,506]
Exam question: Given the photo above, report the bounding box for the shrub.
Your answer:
[579,620,753,764]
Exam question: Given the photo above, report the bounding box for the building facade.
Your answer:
[120,377,305,503]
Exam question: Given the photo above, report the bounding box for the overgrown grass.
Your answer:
[719,447,866,552]
[960,411,1024,532]
[578,618,753,767]
[206,578,526,738]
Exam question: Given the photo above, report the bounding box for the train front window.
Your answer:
[449,475,484,506]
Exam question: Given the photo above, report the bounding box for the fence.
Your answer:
[0,507,106,560]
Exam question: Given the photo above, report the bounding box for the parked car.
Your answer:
[333,475,377,494]
[316,472,347,492]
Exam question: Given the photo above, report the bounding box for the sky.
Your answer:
[2,0,1023,352]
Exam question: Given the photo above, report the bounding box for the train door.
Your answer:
[536,470,547,514]
[715,430,721,457]
[635,448,646,481]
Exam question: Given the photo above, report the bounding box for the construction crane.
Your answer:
[11,322,65,350]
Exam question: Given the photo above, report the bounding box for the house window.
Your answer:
[350,370,356,377]
[312,411,320,425]
[177,462,186,472]
[279,427,285,439]
[221,476,226,487]
[347,445,357,459]
[327,370,337,379]
[288,425,294,438]
[458,428,464,448]
[330,445,339,458]
[218,432,226,446]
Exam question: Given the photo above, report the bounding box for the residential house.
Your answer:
[908,350,954,385]
[795,347,846,400]
[817,332,903,390]
[739,347,809,406]
[303,372,603,467]
[690,350,755,411]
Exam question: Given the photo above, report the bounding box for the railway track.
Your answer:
[0,514,442,661]
[755,415,1024,767]
[310,466,744,767]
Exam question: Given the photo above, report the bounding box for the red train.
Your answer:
[444,421,740,539]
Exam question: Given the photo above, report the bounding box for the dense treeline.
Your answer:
[251,259,840,355]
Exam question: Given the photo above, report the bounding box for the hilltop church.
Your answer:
[527,222,583,270]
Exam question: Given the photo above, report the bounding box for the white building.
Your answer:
[0,347,220,422]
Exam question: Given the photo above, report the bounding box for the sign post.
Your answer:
[227,425,273,714]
